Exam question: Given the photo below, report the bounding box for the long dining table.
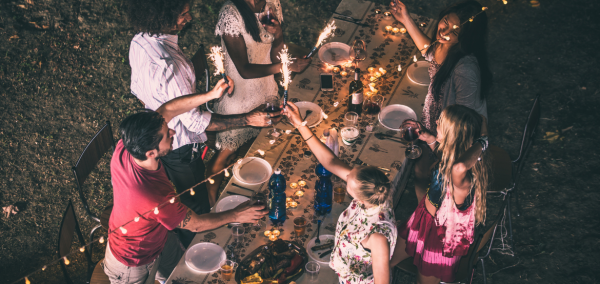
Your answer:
[166,0,435,283]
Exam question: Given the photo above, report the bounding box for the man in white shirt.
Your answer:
[126,0,278,246]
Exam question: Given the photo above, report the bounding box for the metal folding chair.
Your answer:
[72,121,115,243]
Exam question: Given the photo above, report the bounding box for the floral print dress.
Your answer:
[330,200,397,284]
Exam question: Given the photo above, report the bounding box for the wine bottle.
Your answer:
[348,69,364,115]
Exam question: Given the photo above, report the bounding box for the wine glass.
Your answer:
[260,8,275,26]
[250,190,268,230]
[401,120,422,159]
[363,95,383,132]
[350,39,367,67]
[264,96,283,139]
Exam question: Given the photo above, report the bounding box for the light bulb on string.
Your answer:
[237,159,243,164]
[79,246,85,252]
[224,169,230,177]
[482,7,488,10]
[63,257,70,265]
[453,25,458,29]
[120,226,127,234]
[134,216,140,222]
[190,188,195,196]
[413,55,417,62]
[99,236,105,243]
[257,149,265,156]
[154,207,159,215]
[398,65,402,72]
[503,0,507,4]
[42,265,47,271]
[469,17,474,22]
[25,277,30,284]
[322,112,328,119]
[423,44,429,49]
[170,197,175,203]
[208,178,215,184]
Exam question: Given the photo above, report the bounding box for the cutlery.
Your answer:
[333,16,370,27]
[226,191,251,198]
[232,183,255,193]
[315,220,322,244]
[303,110,313,121]
[332,12,361,21]
[319,249,333,258]
[374,133,408,145]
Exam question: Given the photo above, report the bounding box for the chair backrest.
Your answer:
[488,145,513,192]
[58,200,93,284]
[72,121,115,221]
[513,94,541,168]
[191,44,211,93]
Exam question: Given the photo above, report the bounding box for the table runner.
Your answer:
[167,1,434,283]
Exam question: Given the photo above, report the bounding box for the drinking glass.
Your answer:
[251,190,268,229]
[219,259,238,281]
[293,216,307,238]
[344,111,359,127]
[305,261,321,282]
[231,225,245,243]
[401,120,422,159]
[341,112,360,146]
[265,96,283,139]
[333,186,346,203]
[350,39,367,67]
[364,95,383,132]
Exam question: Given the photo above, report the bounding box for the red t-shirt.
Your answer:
[108,140,187,267]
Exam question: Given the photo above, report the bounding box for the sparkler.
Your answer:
[278,44,293,106]
[208,46,230,95]
[306,21,336,58]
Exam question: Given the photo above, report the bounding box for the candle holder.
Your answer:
[367,67,375,74]
[374,71,382,78]
[264,230,272,237]
[290,182,298,189]
[392,27,399,34]
[269,234,278,241]
[384,11,392,19]
[298,180,307,188]
[340,71,348,77]
[332,66,341,74]
[374,9,381,15]
[286,197,293,203]
[385,25,393,33]
[295,190,304,197]
[271,229,281,237]
[400,28,407,34]
[379,67,387,75]
[289,201,298,209]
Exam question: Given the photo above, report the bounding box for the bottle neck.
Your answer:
[354,71,359,81]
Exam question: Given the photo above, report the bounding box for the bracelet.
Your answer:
[474,136,489,152]
[303,134,315,142]
[427,140,437,146]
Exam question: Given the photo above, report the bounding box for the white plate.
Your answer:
[233,157,272,185]
[215,195,250,213]
[294,101,323,128]
[305,234,335,265]
[378,104,418,131]
[318,42,351,66]
[185,242,226,273]
[407,61,431,86]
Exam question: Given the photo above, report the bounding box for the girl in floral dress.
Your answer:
[283,103,396,284]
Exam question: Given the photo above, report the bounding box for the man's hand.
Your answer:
[245,107,283,127]
[208,76,234,100]
[230,201,268,224]
[290,58,311,73]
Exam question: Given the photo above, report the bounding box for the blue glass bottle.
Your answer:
[314,164,333,215]
[268,168,287,225]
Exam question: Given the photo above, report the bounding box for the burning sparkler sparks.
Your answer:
[306,21,336,58]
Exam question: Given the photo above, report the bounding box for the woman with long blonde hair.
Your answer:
[390,105,490,284]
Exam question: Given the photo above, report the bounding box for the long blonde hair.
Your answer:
[436,105,490,225]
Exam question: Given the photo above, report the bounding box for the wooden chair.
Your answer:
[72,121,115,243]
[393,199,507,284]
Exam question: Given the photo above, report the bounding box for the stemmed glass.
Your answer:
[364,95,383,132]
[401,120,422,159]
[265,96,283,139]
[349,39,367,68]
[250,190,268,230]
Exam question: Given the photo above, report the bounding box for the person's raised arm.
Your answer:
[157,77,233,123]
[283,103,352,180]
[450,119,487,203]
[390,0,431,55]
[178,201,267,232]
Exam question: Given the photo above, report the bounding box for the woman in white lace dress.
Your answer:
[208,0,310,196]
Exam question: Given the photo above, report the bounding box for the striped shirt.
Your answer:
[129,33,211,150]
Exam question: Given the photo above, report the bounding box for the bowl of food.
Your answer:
[236,239,308,284]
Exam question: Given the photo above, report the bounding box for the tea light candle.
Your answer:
[272,229,281,237]
[374,71,382,78]
[290,182,298,189]
[400,28,407,34]
[367,67,375,74]
[365,91,373,97]
[392,27,400,34]
[289,201,298,208]
[371,89,379,95]
[384,11,392,18]
[332,66,340,74]
[295,190,304,197]
[286,197,293,203]
[269,234,278,241]
[385,25,393,32]
[264,230,272,237]
[369,82,377,88]
[298,180,307,187]
[370,76,377,82]
[379,67,387,75]
[374,9,381,14]
[340,71,348,77]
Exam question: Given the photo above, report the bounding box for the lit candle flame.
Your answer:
[209,178,215,184]
[258,149,265,156]
[25,277,30,284]
[315,21,336,48]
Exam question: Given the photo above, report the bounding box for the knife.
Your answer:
[226,191,251,198]
[332,12,361,22]
[232,183,255,193]
[319,249,333,258]
[333,16,370,27]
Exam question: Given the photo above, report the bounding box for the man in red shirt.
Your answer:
[104,78,269,284]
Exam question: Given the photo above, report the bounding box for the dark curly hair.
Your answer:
[127,0,191,36]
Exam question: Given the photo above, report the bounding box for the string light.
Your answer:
[79,246,85,252]
[469,17,474,22]
[63,257,70,265]
[237,159,243,164]
[170,197,175,203]
[423,44,429,49]
[413,55,417,62]
[208,178,215,184]
[397,65,402,72]
[154,207,159,215]
[503,0,507,4]
[134,216,140,222]
[453,25,458,29]
[333,101,339,107]
[42,266,47,271]
[120,226,127,234]
[482,7,488,10]
[224,169,230,177]
[258,149,265,156]
[190,188,195,196]
[25,277,30,284]
[99,236,105,243]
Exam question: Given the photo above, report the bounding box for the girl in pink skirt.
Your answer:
[390,105,491,284]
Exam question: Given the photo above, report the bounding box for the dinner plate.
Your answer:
[318,42,352,66]
[215,195,250,213]
[305,234,335,265]
[294,101,323,128]
[233,157,272,185]
[378,104,418,131]
[185,242,226,273]
[406,61,431,86]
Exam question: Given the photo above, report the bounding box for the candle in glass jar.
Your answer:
[298,180,307,187]
[379,67,387,75]
[269,234,278,241]
[289,201,298,208]
[332,66,340,74]
[367,67,375,74]
[264,230,272,237]
[290,182,298,189]
[340,71,348,77]
[392,27,400,34]
[272,229,281,237]
[286,197,293,203]
[370,76,377,82]
[295,190,304,197]
[369,82,377,88]
[385,25,393,32]
[384,11,392,18]
[400,28,407,34]
[374,71,382,78]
